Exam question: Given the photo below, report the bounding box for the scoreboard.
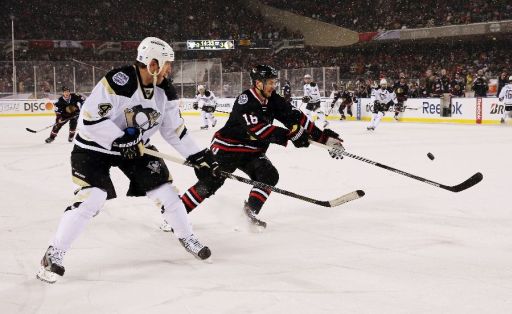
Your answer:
[186,40,235,50]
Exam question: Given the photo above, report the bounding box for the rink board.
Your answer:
[0,97,506,124]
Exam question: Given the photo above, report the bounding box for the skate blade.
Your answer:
[36,267,57,284]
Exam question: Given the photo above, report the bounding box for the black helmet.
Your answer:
[250,65,278,85]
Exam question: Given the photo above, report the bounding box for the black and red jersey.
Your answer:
[211,88,323,154]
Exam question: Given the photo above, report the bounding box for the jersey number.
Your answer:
[242,114,258,125]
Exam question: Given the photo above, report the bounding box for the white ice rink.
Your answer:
[1,115,511,314]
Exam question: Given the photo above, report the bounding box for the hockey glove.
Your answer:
[192,102,199,110]
[288,124,310,148]
[187,149,221,180]
[320,129,344,159]
[302,96,311,103]
[65,104,79,114]
[112,127,143,159]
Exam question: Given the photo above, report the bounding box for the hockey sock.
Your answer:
[51,187,107,251]
[181,186,207,213]
[147,183,192,238]
[248,187,271,214]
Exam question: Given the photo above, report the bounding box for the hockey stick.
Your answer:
[142,147,364,207]
[311,141,483,193]
[25,114,79,133]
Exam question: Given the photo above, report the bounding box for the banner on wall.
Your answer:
[0,97,506,125]
[0,99,55,116]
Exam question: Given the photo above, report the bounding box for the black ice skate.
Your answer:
[394,114,399,121]
[68,137,74,143]
[45,137,55,143]
[179,234,211,260]
[501,118,505,124]
[36,246,66,283]
[200,125,209,130]
[212,119,217,127]
[340,114,346,120]
[367,126,375,131]
[243,201,267,230]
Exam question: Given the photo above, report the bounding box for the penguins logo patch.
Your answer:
[238,94,248,105]
[98,103,113,117]
[112,72,129,86]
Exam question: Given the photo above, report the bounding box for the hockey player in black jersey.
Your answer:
[179,65,344,228]
[281,80,292,104]
[393,75,409,121]
[330,85,354,120]
[45,86,85,143]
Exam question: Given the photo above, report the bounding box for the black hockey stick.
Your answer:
[311,141,483,193]
[26,114,79,133]
[142,147,364,207]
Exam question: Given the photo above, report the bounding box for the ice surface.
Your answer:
[1,116,511,314]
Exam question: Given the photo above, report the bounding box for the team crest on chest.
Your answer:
[124,105,161,131]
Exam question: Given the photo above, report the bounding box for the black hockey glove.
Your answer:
[187,149,221,180]
[192,102,199,110]
[320,129,344,159]
[288,124,310,148]
[302,96,311,103]
[112,127,143,159]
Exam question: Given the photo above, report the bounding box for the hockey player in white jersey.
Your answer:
[36,37,219,284]
[498,76,512,124]
[302,74,328,128]
[193,85,217,130]
[367,78,398,131]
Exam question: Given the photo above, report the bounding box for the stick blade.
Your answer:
[327,190,365,207]
[446,172,483,192]
[25,128,37,133]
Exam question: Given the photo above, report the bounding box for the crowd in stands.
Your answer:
[263,0,512,32]
[0,1,510,96]
[0,0,300,42]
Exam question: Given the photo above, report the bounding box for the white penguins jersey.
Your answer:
[195,91,217,109]
[370,87,398,104]
[303,83,321,103]
[76,65,201,157]
[498,84,512,104]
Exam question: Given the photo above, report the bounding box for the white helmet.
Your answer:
[379,78,388,87]
[197,85,205,93]
[136,37,174,75]
[509,75,512,81]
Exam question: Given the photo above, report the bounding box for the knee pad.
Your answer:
[254,164,279,186]
[69,187,107,219]
[194,177,225,197]
[146,183,182,213]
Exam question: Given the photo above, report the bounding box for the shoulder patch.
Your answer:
[238,94,248,105]
[112,72,129,86]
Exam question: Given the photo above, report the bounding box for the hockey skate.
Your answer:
[200,125,209,130]
[367,126,375,131]
[36,246,66,284]
[159,220,173,232]
[212,119,217,127]
[68,136,74,143]
[323,120,329,128]
[45,137,55,143]
[394,114,399,121]
[501,118,505,124]
[179,234,211,260]
[340,114,346,120]
[243,201,267,230]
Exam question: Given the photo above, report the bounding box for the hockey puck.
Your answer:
[427,152,435,160]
